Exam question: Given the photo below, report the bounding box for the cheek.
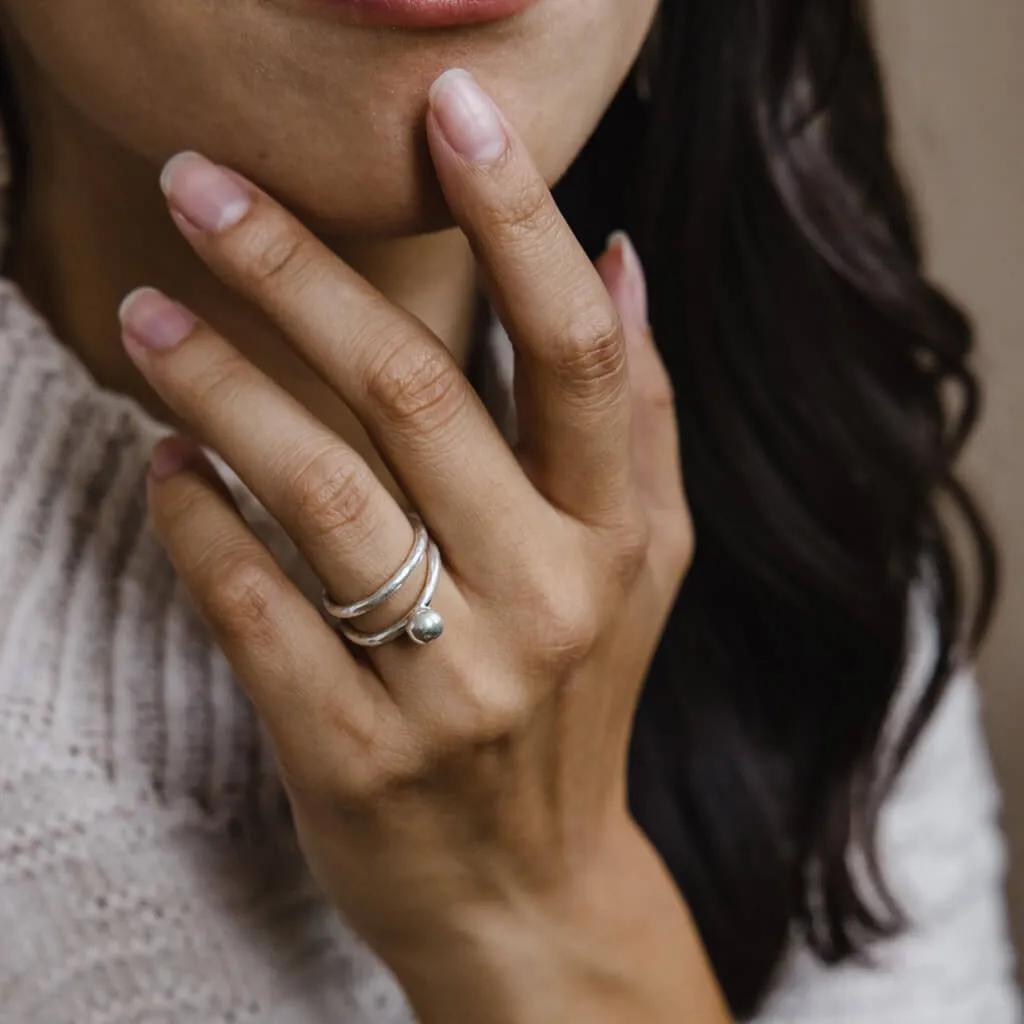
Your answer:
[1,0,658,235]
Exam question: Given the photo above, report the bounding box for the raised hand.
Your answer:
[120,67,720,1024]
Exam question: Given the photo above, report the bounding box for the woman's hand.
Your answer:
[122,69,725,1022]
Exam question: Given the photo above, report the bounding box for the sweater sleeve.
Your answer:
[758,666,1021,1023]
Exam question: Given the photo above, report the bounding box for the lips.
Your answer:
[309,0,538,29]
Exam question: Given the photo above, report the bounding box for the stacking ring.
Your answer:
[320,513,445,647]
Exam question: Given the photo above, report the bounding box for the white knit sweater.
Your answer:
[0,275,1019,1023]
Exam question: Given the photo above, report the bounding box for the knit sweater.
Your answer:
[0,275,1019,1023]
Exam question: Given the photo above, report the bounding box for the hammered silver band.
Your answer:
[321,512,445,648]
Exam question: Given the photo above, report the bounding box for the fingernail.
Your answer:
[119,287,198,350]
[149,436,199,481]
[159,151,252,233]
[429,69,508,165]
[606,232,649,337]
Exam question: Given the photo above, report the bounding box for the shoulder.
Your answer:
[758,593,1021,1022]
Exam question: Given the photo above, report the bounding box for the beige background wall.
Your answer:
[871,0,1024,953]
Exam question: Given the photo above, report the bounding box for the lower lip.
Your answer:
[311,0,537,29]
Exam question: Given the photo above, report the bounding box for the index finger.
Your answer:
[156,149,542,584]
[426,69,635,529]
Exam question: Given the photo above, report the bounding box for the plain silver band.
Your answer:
[335,541,442,648]
[321,514,428,620]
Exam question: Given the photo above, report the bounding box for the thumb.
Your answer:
[596,232,687,522]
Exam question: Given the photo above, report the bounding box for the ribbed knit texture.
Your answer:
[0,276,1019,1022]
[0,280,411,1023]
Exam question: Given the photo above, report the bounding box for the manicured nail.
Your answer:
[119,287,198,350]
[606,232,649,337]
[429,69,508,165]
[149,436,199,481]
[159,151,252,233]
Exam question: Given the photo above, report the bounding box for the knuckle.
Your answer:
[531,573,602,665]
[289,755,379,811]
[187,348,248,410]
[489,175,557,240]
[468,690,534,745]
[315,737,401,808]
[278,706,412,812]
[241,221,318,292]
[337,744,428,810]
[155,474,206,534]
[331,766,387,809]
[201,550,280,646]
[665,515,696,578]
[611,514,653,584]
[444,679,535,749]
[550,308,627,393]
[546,608,600,665]
[367,342,467,433]
[290,448,375,541]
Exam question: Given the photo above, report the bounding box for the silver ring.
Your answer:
[322,514,428,620]
[335,541,444,648]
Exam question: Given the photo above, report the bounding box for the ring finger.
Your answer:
[119,287,434,635]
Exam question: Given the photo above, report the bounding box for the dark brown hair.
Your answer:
[558,0,995,1017]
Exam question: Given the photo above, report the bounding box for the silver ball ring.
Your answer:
[321,513,445,648]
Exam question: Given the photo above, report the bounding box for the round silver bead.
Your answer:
[406,607,444,646]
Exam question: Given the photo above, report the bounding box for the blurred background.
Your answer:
[872,0,1024,955]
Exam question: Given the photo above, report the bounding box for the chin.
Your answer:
[223,88,581,240]
[258,144,464,239]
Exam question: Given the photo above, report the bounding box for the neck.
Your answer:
[2,35,479,456]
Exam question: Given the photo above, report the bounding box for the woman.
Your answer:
[0,0,1017,1020]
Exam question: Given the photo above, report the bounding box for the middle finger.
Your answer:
[156,151,543,582]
